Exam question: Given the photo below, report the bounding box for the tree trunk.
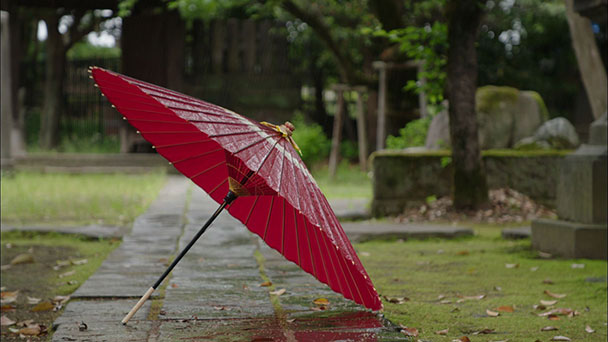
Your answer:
[565,0,607,119]
[39,13,66,150]
[446,0,489,210]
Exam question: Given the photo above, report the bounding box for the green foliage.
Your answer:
[67,41,121,60]
[290,113,331,166]
[385,117,432,149]
[311,161,371,199]
[367,21,448,106]
[339,140,359,162]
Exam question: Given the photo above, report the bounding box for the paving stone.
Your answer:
[501,226,531,239]
[341,222,474,242]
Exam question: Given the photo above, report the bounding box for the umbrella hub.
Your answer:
[260,121,302,156]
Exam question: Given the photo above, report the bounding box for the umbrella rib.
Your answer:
[244,196,259,225]
[302,220,318,280]
[189,161,224,180]
[319,231,350,300]
[170,148,224,166]
[280,198,286,254]
[341,257,368,307]
[262,197,275,241]
[330,243,359,304]
[308,221,332,289]
[209,130,264,138]
[154,139,213,149]
[208,178,228,197]
[233,134,277,155]
[292,207,301,266]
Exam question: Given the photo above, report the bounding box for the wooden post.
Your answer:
[211,19,225,73]
[373,61,387,150]
[417,61,428,117]
[1,11,13,169]
[354,86,368,172]
[329,84,346,177]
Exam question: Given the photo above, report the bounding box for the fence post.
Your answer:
[1,11,14,170]
[354,86,368,172]
[373,61,387,150]
[329,84,346,178]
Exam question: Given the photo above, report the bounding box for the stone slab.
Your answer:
[501,226,531,239]
[341,222,474,242]
[531,218,607,259]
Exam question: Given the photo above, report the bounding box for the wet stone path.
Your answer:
[52,176,405,341]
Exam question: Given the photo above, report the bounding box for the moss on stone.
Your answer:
[526,90,550,120]
[476,85,519,114]
[371,149,571,159]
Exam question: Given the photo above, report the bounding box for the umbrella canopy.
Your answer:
[91,67,382,312]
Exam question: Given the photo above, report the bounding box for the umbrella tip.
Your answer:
[284,121,295,132]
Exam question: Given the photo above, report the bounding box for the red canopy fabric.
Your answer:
[91,67,382,311]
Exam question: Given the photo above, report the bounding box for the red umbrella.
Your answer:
[89,67,382,324]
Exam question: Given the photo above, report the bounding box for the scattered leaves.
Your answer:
[27,296,41,304]
[1,315,16,326]
[31,301,54,312]
[0,290,19,304]
[259,281,272,287]
[383,296,409,304]
[71,259,88,265]
[10,253,34,265]
[472,328,495,335]
[269,288,286,296]
[435,328,449,335]
[213,306,228,311]
[17,323,47,336]
[543,279,555,285]
[541,326,559,331]
[544,290,566,298]
[540,300,558,306]
[1,305,16,312]
[400,326,419,337]
[171,283,178,288]
[585,325,595,333]
[486,309,500,317]
[58,270,76,278]
[452,337,471,342]
[538,308,577,317]
[313,298,330,306]
[548,314,560,321]
[551,336,571,341]
[496,305,514,312]
[52,295,70,304]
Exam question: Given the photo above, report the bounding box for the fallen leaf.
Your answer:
[270,288,286,296]
[540,300,558,306]
[18,324,45,336]
[10,253,34,265]
[452,337,471,342]
[67,280,78,285]
[0,291,19,304]
[383,296,409,304]
[313,298,330,305]
[259,281,272,287]
[16,319,34,327]
[571,263,585,269]
[311,305,327,311]
[171,283,178,288]
[505,263,519,269]
[472,328,495,334]
[213,306,228,311]
[286,318,295,323]
[551,336,571,341]
[31,301,54,312]
[548,314,560,321]
[71,259,88,265]
[58,270,76,278]
[52,296,70,304]
[400,326,419,337]
[544,290,566,298]
[538,308,575,317]
[486,309,500,317]
[437,294,446,300]
[496,305,514,312]
[585,325,595,333]
[541,326,559,331]
[530,266,539,272]
[543,279,555,285]
[1,315,16,326]
[435,328,449,335]
[457,250,470,256]
[534,304,547,310]
[27,297,41,305]
[494,286,502,291]
[1,305,16,312]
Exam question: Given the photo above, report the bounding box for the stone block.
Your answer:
[557,145,607,224]
[589,113,607,146]
[531,218,607,259]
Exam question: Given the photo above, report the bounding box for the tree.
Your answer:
[39,9,105,149]
[445,0,489,209]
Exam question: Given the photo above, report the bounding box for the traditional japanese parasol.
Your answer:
[89,67,382,324]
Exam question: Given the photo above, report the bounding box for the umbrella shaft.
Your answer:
[152,191,236,289]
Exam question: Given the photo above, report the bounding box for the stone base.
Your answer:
[531,218,607,259]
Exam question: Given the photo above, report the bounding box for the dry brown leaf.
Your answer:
[171,283,178,288]
[16,319,34,327]
[540,300,558,306]
[534,304,547,310]
[541,326,559,331]
[0,291,19,304]
[453,337,471,342]
[472,328,495,335]
[311,305,327,311]
[435,328,449,335]
[457,250,470,256]
[270,288,286,296]
[548,314,560,321]
[585,325,595,333]
[543,279,555,285]
[27,297,41,305]
[486,309,500,317]
[213,306,228,311]
[286,318,296,323]
[544,290,566,298]
[400,326,419,337]
[18,324,45,336]
[383,296,409,304]
[1,315,16,326]
[52,295,70,304]
[58,270,76,278]
[10,253,34,265]
[551,336,571,341]
[505,263,519,269]
[31,301,54,312]
[259,281,272,287]
[313,298,330,305]
[496,305,514,312]
[1,305,16,312]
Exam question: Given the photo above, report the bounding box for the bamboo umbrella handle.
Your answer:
[122,287,154,325]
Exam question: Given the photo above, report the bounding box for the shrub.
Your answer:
[290,114,331,166]
[385,117,432,149]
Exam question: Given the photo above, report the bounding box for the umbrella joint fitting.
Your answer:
[224,190,238,204]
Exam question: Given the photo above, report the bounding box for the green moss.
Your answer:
[476,85,519,114]
[526,90,550,120]
[356,226,607,341]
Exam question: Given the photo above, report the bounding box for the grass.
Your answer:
[311,161,372,199]
[0,231,120,341]
[355,227,607,341]
[1,171,167,227]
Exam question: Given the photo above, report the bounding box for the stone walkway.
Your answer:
[51,176,407,341]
